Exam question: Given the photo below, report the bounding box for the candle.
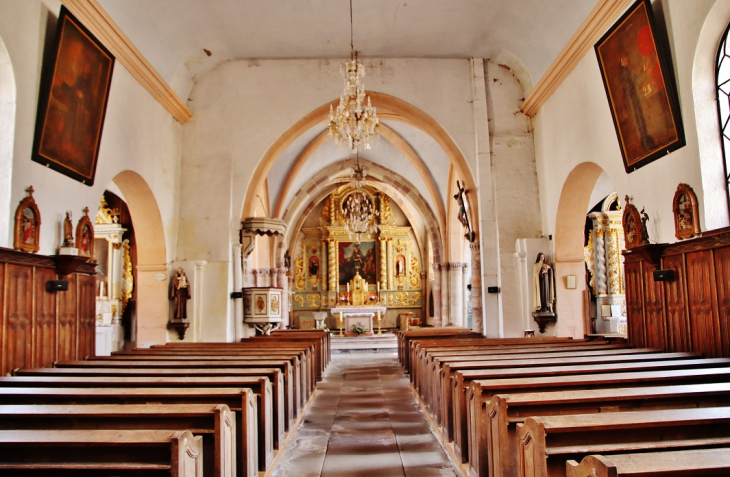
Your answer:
[347,283,350,292]
[377,281,380,293]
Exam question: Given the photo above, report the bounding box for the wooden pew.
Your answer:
[486,382,730,477]
[108,349,312,407]
[16,366,286,448]
[0,387,257,477]
[0,429,202,476]
[467,365,730,477]
[86,354,307,412]
[518,406,730,477]
[565,448,730,477]
[396,328,478,370]
[0,403,235,477]
[442,352,701,461]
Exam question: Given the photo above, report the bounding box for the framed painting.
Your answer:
[673,183,701,240]
[32,6,115,186]
[338,241,377,285]
[595,0,684,173]
[75,208,94,259]
[13,186,41,253]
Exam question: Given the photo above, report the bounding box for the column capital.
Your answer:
[432,263,442,272]
[469,242,481,252]
[447,262,467,271]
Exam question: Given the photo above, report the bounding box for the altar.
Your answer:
[331,306,387,334]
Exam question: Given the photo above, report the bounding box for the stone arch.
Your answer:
[111,170,168,347]
[554,162,605,338]
[279,158,444,268]
[692,0,730,229]
[0,34,15,247]
[242,92,477,243]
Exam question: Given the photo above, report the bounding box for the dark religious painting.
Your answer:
[338,241,376,285]
[595,0,684,173]
[32,6,115,186]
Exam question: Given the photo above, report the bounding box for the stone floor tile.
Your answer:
[271,351,458,476]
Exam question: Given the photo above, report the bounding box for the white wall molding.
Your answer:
[520,0,633,118]
[62,0,193,124]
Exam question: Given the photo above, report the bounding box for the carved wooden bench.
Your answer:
[566,448,730,477]
[0,403,234,477]
[17,365,286,448]
[0,429,202,476]
[518,406,730,477]
[0,386,258,477]
[467,365,730,477]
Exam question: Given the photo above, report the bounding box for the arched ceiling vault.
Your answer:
[243,92,478,250]
[272,123,446,230]
[280,158,443,265]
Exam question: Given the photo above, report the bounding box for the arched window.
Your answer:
[715,21,730,211]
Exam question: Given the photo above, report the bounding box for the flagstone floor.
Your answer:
[270,352,458,477]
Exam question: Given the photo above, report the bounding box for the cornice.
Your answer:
[520,0,633,118]
[62,0,193,124]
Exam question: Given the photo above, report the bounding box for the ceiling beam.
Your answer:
[62,0,193,124]
[520,0,633,118]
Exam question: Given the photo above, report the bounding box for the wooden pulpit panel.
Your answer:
[714,246,730,356]
[5,264,33,375]
[57,277,78,362]
[77,273,97,358]
[663,254,691,352]
[642,261,667,350]
[624,261,645,347]
[34,266,57,368]
[686,251,721,357]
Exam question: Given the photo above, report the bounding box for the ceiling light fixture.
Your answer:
[328,0,379,153]
[342,153,379,240]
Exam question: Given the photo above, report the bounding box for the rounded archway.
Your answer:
[0,34,16,247]
[554,162,605,338]
[111,170,168,347]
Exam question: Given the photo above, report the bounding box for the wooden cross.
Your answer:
[25,185,34,197]
[83,206,90,217]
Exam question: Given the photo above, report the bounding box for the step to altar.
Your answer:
[331,333,397,354]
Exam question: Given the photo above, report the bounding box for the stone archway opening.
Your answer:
[111,170,168,347]
[0,34,16,247]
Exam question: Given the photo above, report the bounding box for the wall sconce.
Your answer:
[565,275,577,289]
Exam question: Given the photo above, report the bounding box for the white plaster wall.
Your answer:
[535,0,719,247]
[181,58,476,261]
[0,0,182,260]
[485,61,542,337]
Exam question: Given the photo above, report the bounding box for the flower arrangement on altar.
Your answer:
[351,323,366,335]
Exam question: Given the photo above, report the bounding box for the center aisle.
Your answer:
[270,352,458,477]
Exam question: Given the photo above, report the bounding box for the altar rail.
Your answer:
[623,227,730,358]
[0,248,97,376]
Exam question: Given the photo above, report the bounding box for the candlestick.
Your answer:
[339,311,343,337]
[377,310,382,335]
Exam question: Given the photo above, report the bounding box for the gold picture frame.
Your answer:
[13,186,41,253]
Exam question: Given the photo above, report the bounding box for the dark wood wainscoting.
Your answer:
[0,248,96,376]
[624,228,730,357]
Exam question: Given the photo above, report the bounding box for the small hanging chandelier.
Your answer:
[329,0,379,153]
[342,154,379,240]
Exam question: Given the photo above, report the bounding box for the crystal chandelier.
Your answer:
[342,154,379,240]
[328,0,379,153]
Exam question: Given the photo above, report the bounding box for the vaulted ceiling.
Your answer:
[97,0,600,100]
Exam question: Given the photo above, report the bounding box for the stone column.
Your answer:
[463,264,469,327]
[270,268,278,288]
[470,243,483,334]
[277,268,289,328]
[232,244,244,341]
[441,263,449,325]
[432,263,442,327]
[327,239,337,292]
[448,263,465,326]
[193,260,207,342]
[421,271,428,325]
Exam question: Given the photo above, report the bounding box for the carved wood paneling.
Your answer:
[686,251,721,357]
[77,274,97,358]
[57,277,78,362]
[34,267,57,368]
[642,263,666,350]
[662,254,690,352]
[0,264,5,374]
[714,246,730,356]
[624,261,645,347]
[5,264,33,375]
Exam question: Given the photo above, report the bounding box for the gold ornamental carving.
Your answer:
[120,240,133,315]
[409,254,420,288]
[294,252,306,291]
[584,233,596,295]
